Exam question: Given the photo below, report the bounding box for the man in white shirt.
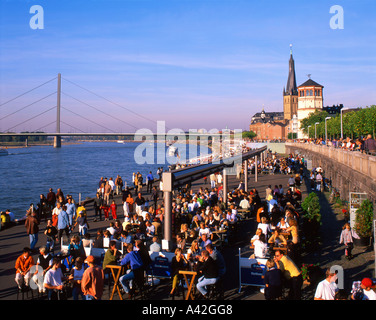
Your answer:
[314,269,338,300]
[44,258,65,300]
[239,196,250,210]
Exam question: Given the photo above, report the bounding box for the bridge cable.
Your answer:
[34,120,57,132]
[61,105,116,133]
[4,106,56,132]
[61,91,139,131]
[0,92,57,121]
[62,77,171,130]
[60,120,86,133]
[0,77,57,108]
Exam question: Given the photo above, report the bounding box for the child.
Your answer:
[110,200,117,220]
[264,258,282,300]
[101,204,110,221]
[339,223,359,260]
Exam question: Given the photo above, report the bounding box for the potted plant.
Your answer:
[354,199,374,247]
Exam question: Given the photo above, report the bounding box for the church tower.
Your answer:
[283,45,298,120]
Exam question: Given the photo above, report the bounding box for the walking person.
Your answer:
[339,222,359,260]
[57,205,70,243]
[146,171,154,193]
[25,211,39,251]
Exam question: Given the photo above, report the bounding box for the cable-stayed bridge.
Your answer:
[0,74,233,147]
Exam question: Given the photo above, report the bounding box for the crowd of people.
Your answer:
[11,147,376,301]
[297,134,376,155]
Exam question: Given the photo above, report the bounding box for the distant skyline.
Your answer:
[1,0,375,133]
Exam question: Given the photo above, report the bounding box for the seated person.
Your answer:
[250,228,263,245]
[15,247,34,290]
[250,234,268,259]
[198,222,212,240]
[196,250,219,298]
[102,240,122,269]
[268,228,287,247]
[277,217,290,230]
[199,233,212,250]
[257,216,271,239]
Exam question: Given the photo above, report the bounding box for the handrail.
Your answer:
[286,142,376,180]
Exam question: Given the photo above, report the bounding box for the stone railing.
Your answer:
[286,142,376,180]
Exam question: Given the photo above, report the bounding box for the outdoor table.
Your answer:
[212,229,227,242]
[106,264,125,300]
[179,270,197,300]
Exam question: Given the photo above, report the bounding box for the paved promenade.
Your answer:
[0,162,374,301]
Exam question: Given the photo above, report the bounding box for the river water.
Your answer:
[0,141,210,219]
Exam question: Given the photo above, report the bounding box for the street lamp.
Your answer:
[308,125,312,139]
[340,107,349,139]
[315,122,319,139]
[325,116,331,143]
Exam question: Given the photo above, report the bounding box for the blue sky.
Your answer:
[0,0,375,133]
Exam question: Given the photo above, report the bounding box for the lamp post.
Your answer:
[340,107,349,140]
[315,122,319,139]
[308,125,312,139]
[325,117,331,144]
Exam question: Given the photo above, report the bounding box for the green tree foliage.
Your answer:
[242,131,257,140]
[300,105,376,139]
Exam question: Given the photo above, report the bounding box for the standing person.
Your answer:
[57,205,70,243]
[93,193,103,222]
[339,222,359,260]
[43,258,66,300]
[51,201,62,227]
[151,186,159,211]
[146,171,154,193]
[137,173,143,194]
[81,255,104,300]
[44,219,58,253]
[15,247,34,290]
[104,181,112,205]
[25,211,39,251]
[73,211,89,237]
[68,257,85,300]
[315,171,323,192]
[46,188,56,211]
[135,192,145,216]
[115,175,123,195]
[66,197,76,232]
[110,200,118,220]
[264,258,283,300]
[314,268,339,300]
[126,193,134,214]
[274,249,302,300]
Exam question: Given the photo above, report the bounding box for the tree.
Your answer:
[242,131,256,140]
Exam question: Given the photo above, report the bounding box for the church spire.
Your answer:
[285,44,298,96]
